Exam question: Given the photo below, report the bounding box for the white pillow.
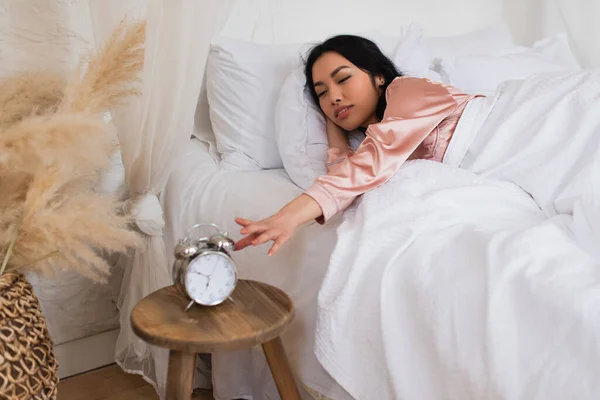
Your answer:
[439,33,581,96]
[423,24,516,64]
[275,67,326,189]
[206,37,301,171]
[393,24,443,82]
[275,29,426,190]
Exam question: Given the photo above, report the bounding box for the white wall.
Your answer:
[2,0,596,72]
[221,0,508,43]
[216,0,598,67]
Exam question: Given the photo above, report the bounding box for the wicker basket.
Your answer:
[0,273,58,400]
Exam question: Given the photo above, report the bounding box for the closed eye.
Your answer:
[338,76,351,84]
[317,90,327,98]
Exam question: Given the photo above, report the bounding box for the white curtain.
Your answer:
[86,0,235,397]
[553,0,600,68]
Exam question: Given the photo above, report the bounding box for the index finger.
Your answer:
[234,233,259,251]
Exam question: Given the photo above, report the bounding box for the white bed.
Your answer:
[156,3,590,398]
[162,138,352,399]
[163,85,600,398]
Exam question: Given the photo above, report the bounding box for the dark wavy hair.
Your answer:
[304,34,402,121]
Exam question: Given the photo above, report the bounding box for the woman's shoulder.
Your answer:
[381,76,460,119]
[387,75,469,100]
[385,75,453,106]
[387,75,444,92]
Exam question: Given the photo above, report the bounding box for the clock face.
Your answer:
[184,252,237,306]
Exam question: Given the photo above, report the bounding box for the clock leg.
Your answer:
[184,300,195,312]
[262,337,301,400]
[166,350,196,400]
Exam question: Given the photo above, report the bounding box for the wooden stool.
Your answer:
[130,280,301,400]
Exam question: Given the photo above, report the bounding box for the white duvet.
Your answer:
[315,72,600,400]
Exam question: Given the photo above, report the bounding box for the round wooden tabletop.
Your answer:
[130,280,295,353]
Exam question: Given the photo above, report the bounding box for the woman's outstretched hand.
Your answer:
[234,213,298,257]
[234,194,323,256]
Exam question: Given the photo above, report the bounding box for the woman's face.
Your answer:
[312,51,382,131]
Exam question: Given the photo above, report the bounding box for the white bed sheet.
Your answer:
[162,138,352,400]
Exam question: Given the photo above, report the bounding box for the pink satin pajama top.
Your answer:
[304,76,481,224]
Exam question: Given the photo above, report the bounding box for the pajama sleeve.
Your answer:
[324,147,354,172]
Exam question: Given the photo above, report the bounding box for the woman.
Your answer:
[233,34,481,255]
[235,34,600,256]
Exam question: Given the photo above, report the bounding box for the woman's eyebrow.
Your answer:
[314,65,351,87]
[330,65,350,78]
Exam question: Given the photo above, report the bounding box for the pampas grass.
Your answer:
[61,20,145,114]
[0,20,147,282]
[0,71,65,131]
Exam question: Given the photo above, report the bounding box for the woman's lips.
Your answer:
[336,105,353,120]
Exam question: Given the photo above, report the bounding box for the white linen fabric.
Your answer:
[315,70,600,400]
[316,160,600,400]
[452,70,600,217]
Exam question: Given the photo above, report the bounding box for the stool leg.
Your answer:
[262,337,301,400]
[166,350,196,400]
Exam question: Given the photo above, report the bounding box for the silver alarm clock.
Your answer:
[172,223,238,311]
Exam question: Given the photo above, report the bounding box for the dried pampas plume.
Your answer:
[61,20,146,114]
[0,71,65,130]
[0,19,147,282]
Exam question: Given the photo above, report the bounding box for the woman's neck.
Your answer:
[360,114,380,129]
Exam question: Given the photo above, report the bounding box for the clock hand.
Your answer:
[208,258,220,277]
[189,271,209,287]
[206,259,225,291]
